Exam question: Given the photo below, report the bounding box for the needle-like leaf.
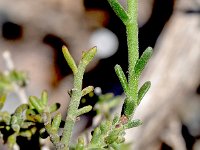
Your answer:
[82,86,94,97]
[107,0,129,24]
[115,64,128,94]
[134,47,153,78]
[137,81,151,105]
[62,46,78,74]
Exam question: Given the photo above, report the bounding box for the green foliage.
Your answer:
[114,65,128,94]
[0,0,152,149]
[134,47,153,78]
[59,47,97,150]
[138,81,151,105]
[107,0,129,24]
[0,70,27,95]
[62,46,78,74]
[94,93,122,120]
[82,86,94,97]
[0,90,62,149]
[0,94,6,110]
[107,0,153,119]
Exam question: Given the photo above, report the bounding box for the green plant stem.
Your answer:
[108,0,140,118]
[122,0,139,118]
[126,0,138,94]
[60,47,96,150]
[60,66,84,150]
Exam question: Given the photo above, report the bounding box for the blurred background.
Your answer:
[0,0,200,149]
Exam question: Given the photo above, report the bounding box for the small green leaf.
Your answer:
[76,136,85,150]
[76,105,92,116]
[110,142,120,150]
[105,127,122,144]
[114,64,128,94]
[134,47,153,77]
[116,136,125,144]
[41,90,48,106]
[103,96,121,110]
[100,121,111,135]
[11,70,27,87]
[15,104,29,117]
[105,135,118,145]
[11,116,18,125]
[8,133,17,149]
[21,122,35,128]
[112,114,119,125]
[29,96,43,114]
[2,111,11,125]
[12,124,20,132]
[26,114,43,123]
[51,113,62,131]
[124,119,142,129]
[121,98,136,119]
[19,130,32,138]
[62,46,78,74]
[26,109,36,116]
[107,0,129,24]
[0,94,6,110]
[82,86,94,97]
[81,47,97,66]
[98,93,114,103]
[90,127,101,145]
[137,81,151,105]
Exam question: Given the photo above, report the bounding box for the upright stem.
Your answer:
[126,0,139,94]
[117,0,138,118]
[60,66,84,150]
[108,0,140,118]
[60,47,96,150]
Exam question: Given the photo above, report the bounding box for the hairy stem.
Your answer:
[127,0,138,95]
[60,47,96,150]
[108,0,139,118]
[124,0,139,118]
[60,65,85,149]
